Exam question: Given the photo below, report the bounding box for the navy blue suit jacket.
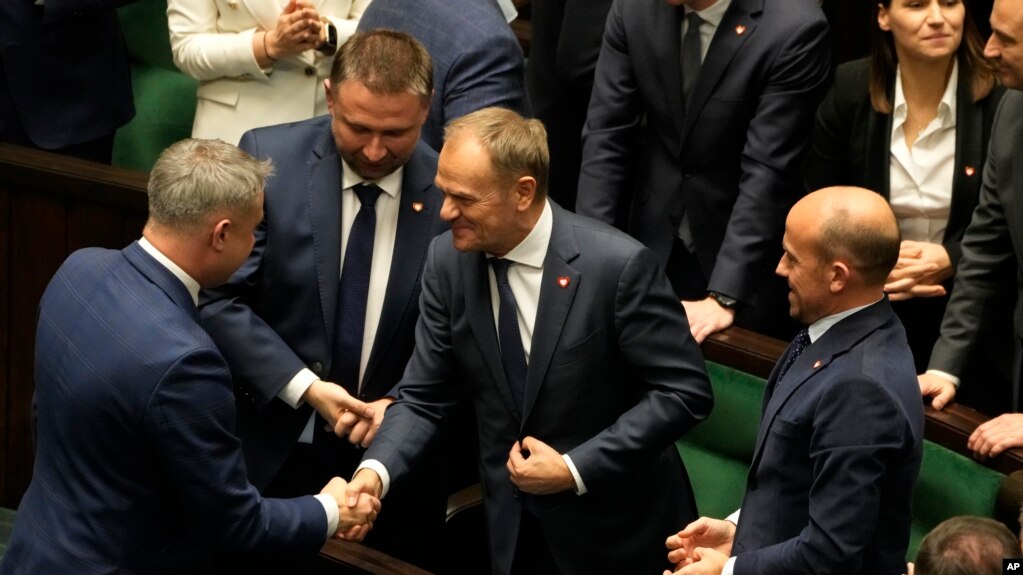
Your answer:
[363,204,714,575]
[357,0,530,151]
[0,243,325,575]
[0,0,134,148]
[577,0,830,314]
[732,299,924,574]
[200,115,447,490]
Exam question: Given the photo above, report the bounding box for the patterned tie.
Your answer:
[777,328,811,383]
[491,258,527,414]
[332,183,382,394]
[681,12,703,111]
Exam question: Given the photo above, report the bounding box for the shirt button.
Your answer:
[305,66,316,77]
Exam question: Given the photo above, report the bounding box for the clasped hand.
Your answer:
[663,517,735,574]
[884,241,952,301]
[302,380,392,447]
[319,477,380,541]
[265,0,325,59]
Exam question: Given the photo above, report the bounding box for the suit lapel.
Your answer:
[681,0,760,143]
[464,250,521,418]
[654,3,686,141]
[364,148,439,387]
[522,206,580,423]
[863,107,892,199]
[308,132,344,350]
[947,79,984,242]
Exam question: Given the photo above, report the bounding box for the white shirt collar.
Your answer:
[893,61,958,130]
[340,160,403,200]
[807,298,883,343]
[489,199,552,269]
[138,237,201,307]
[686,0,731,28]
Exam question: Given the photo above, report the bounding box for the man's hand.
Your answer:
[320,476,380,540]
[672,547,730,575]
[919,372,957,410]
[506,436,575,495]
[682,297,735,344]
[968,413,1023,459]
[335,397,394,448]
[302,379,375,432]
[666,517,735,569]
[884,241,952,301]
[336,469,384,541]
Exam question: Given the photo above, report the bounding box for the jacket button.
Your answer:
[305,66,316,77]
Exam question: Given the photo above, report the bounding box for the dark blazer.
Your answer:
[0,0,134,150]
[930,91,1023,395]
[200,115,447,489]
[363,203,714,575]
[357,0,530,151]
[576,0,830,314]
[732,299,924,575]
[806,57,1005,269]
[0,243,325,575]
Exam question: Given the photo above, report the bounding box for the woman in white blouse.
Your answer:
[168,0,370,144]
[805,0,1010,411]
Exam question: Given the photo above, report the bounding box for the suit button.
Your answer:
[512,488,520,499]
[305,66,316,77]
[683,173,693,179]
[311,361,323,375]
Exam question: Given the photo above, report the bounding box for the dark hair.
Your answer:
[817,205,900,286]
[329,29,432,102]
[869,0,995,113]
[915,516,1019,575]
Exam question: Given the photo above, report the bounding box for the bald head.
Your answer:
[793,187,901,286]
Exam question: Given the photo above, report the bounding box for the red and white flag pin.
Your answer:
[735,25,746,35]
[411,201,424,213]
[964,166,976,177]
[813,360,822,369]
[557,276,570,288]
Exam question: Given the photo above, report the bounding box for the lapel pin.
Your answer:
[813,360,822,369]
[557,276,570,288]
[735,25,746,35]
[964,166,976,177]
[411,201,424,213]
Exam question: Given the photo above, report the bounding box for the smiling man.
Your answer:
[198,29,449,568]
[346,107,714,575]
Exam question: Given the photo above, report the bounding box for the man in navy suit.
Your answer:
[0,139,379,575]
[665,187,924,575]
[356,0,530,151]
[199,30,448,568]
[577,0,830,342]
[0,0,134,163]
[344,107,714,575]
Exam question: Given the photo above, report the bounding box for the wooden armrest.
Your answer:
[446,483,483,522]
[318,539,433,575]
[925,404,1023,475]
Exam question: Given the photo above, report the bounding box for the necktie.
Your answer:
[332,183,382,394]
[491,258,527,414]
[681,12,703,111]
[777,328,811,383]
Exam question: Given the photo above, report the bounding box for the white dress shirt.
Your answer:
[720,299,879,575]
[138,236,339,537]
[889,62,957,244]
[276,162,404,445]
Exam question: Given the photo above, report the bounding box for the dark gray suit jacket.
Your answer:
[363,203,714,575]
[577,0,830,319]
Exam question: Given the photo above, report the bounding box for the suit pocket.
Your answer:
[770,416,807,439]
[197,78,241,106]
[550,328,604,368]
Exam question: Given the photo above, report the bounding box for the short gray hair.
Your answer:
[444,107,549,198]
[329,29,432,102]
[147,139,270,229]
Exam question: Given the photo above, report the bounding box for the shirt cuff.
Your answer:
[313,493,339,539]
[726,508,741,525]
[562,454,588,495]
[355,459,391,499]
[926,369,960,388]
[279,368,319,408]
[722,556,736,575]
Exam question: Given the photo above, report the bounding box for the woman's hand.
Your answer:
[884,240,953,301]
[256,0,322,66]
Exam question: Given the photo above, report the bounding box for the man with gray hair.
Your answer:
[199,29,448,567]
[0,139,379,575]
[347,107,714,574]
[913,516,1020,575]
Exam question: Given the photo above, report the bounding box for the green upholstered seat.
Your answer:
[0,507,16,563]
[113,0,197,172]
[678,361,1007,561]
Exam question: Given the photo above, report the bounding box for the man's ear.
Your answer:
[211,218,231,252]
[829,261,850,293]
[515,176,537,211]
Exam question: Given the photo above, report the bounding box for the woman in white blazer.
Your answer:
[168,0,370,144]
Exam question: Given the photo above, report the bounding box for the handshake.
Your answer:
[319,476,383,541]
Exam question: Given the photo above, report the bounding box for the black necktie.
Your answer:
[332,183,382,394]
[681,12,703,111]
[491,258,527,414]
[777,328,811,383]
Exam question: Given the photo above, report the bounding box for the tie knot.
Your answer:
[490,258,512,281]
[793,328,810,350]
[353,183,382,207]
[687,11,703,27]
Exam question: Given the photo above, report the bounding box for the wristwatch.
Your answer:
[317,22,338,55]
[708,291,740,310]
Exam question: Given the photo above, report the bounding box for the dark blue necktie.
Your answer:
[491,258,527,414]
[332,183,382,394]
[681,12,703,111]
[777,328,811,383]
